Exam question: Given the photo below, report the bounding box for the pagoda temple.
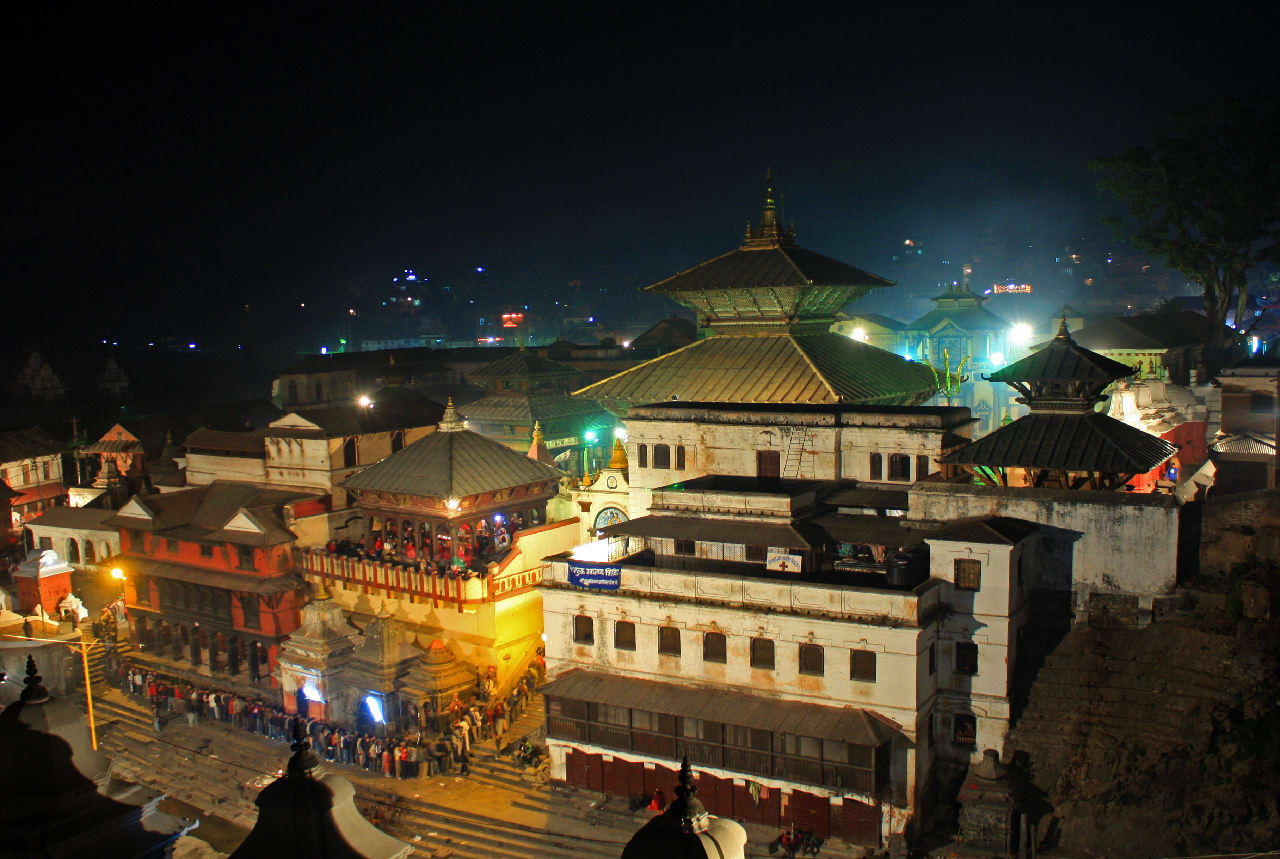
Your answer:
[575,177,937,410]
[941,317,1177,490]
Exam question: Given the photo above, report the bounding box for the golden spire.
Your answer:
[1056,309,1071,339]
[607,436,628,470]
[313,578,332,601]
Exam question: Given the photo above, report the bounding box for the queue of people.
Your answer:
[115,659,545,783]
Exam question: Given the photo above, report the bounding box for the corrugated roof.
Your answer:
[0,427,61,463]
[184,427,263,454]
[81,438,144,454]
[603,514,818,548]
[988,329,1134,385]
[904,304,1012,334]
[1211,433,1276,456]
[105,481,318,544]
[925,516,1041,545]
[28,506,118,531]
[573,333,936,407]
[810,513,923,547]
[341,427,563,499]
[459,393,610,425]
[1068,311,1216,352]
[940,412,1177,472]
[467,351,581,381]
[645,245,893,295]
[540,669,901,746]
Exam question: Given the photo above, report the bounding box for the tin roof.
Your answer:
[341,423,563,500]
[574,332,936,407]
[184,427,263,454]
[466,351,581,381]
[645,245,894,296]
[540,669,901,746]
[0,427,61,463]
[110,556,302,594]
[924,516,1041,546]
[1210,432,1276,457]
[105,481,319,545]
[459,393,609,425]
[603,514,818,548]
[939,411,1177,473]
[28,506,118,531]
[272,387,445,438]
[988,324,1134,385]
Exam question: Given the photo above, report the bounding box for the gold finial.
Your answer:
[607,437,628,470]
[532,420,543,443]
[1056,309,1071,339]
[313,578,331,600]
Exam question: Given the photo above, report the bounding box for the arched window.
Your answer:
[653,444,671,469]
[675,445,686,470]
[869,452,883,480]
[66,538,80,564]
[84,541,96,563]
[888,453,911,480]
[342,437,357,468]
[287,381,299,404]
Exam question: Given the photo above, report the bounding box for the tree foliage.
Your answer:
[1090,100,1280,373]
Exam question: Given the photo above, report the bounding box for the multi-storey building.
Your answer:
[1,427,65,535]
[106,481,328,684]
[540,474,1040,847]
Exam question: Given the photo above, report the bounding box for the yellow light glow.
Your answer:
[850,327,867,342]
[446,497,460,511]
[1010,323,1034,346]
[110,568,124,580]
[357,395,372,407]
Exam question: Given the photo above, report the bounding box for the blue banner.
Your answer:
[568,561,621,590]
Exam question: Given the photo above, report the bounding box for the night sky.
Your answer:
[5,4,1276,364]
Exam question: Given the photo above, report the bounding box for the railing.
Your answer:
[296,547,543,608]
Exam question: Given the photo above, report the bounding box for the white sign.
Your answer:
[545,436,578,449]
[766,551,803,573]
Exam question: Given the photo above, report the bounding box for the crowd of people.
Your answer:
[116,660,545,782]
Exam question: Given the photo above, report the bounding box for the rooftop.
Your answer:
[106,480,321,545]
[0,427,61,463]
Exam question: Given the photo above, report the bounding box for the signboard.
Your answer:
[568,561,621,590]
[766,550,803,573]
[545,436,578,450]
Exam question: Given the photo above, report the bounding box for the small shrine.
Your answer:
[230,722,412,859]
[621,757,747,859]
[942,317,1177,490]
[14,548,73,618]
[567,436,632,543]
[956,749,1028,857]
[276,581,360,719]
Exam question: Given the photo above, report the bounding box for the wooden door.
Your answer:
[757,450,781,479]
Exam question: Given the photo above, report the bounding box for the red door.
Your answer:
[757,450,781,478]
[838,797,881,847]
[788,790,830,838]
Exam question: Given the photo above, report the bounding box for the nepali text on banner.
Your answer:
[568,561,622,590]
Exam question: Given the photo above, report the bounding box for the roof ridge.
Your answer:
[788,334,842,402]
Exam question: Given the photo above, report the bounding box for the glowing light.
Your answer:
[110,568,124,580]
[302,683,325,703]
[850,327,867,342]
[584,431,597,442]
[348,308,356,315]
[494,513,504,522]
[357,395,372,407]
[989,352,1005,366]
[540,632,548,642]
[475,266,485,273]
[1010,324,1033,346]
[901,351,913,361]
[300,303,306,308]
[571,540,612,563]
[621,340,630,348]
[446,497,460,511]
[188,343,197,350]
[588,316,595,323]
[613,426,627,440]
[1252,336,1261,354]
[406,274,417,281]
[364,695,385,724]
[320,347,328,355]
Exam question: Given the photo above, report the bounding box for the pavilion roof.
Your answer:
[939,411,1176,473]
[988,323,1134,385]
[341,426,563,499]
[466,350,580,381]
[459,392,610,425]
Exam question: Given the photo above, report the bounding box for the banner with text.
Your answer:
[568,561,622,590]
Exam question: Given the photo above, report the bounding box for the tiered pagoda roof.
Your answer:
[941,318,1176,487]
[574,177,936,409]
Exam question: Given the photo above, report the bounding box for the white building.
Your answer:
[539,474,1040,848]
[24,506,120,568]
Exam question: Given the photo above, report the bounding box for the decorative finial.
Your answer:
[607,436,628,470]
[669,756,710,834]
[1056,309,1071,339]
[532,420,543,443]
[286,713,320,777]
[313,578,332,601]
[19,654,50,704]
[438,396,466,432]
[1001,409,1013,426]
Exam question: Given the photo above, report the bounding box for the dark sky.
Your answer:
[5,3,1277,358]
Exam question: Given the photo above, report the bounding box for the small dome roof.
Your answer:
[621,758,747,859]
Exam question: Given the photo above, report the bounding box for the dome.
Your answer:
[621,758,747,859]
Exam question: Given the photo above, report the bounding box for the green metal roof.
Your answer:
[939,411,1176,473]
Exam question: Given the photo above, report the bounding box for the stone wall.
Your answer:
[1199,488,1280,573]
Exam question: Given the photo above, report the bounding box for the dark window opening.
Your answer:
[750,637,774,670]
[199,543,214,558]
[675,445,686,470]
[166,538,179,553]
[342,437,357,468]
[391,430,404,453]
[851,649,877,682]
[241,595,260,629]
[928,642,936,675]
[703,632,726,663]
[869,452,882,480]
[745,544,766,562]
[637,444,648,468]
[614,621,636,651]
[573,615,595,645]
[888,453,911,480]
[674,539,696,556]
[955,642,979,675]
[799,644,824,676]
[658,626,681,656]
[653,444,671,469]
[916,454,931,480]
[954,559,982,591]
[953,713,977,746]
[135,575,150,605]
[237,545,255,570]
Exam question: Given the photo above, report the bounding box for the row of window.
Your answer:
[573,617,980,677]
[6,460,53,485]
[669,540,801,560]
[634,443,688,470]
[868,452,931,482]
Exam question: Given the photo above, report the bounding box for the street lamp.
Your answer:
[110,567,126,599]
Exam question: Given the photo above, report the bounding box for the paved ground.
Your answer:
[86,685,873,858]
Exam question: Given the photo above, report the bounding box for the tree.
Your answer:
[1091,99,1280,375]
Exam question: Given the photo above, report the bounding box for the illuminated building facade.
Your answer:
[0,427,65,534]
